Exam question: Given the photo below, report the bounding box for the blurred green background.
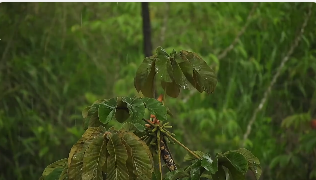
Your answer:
[1,2,316,180]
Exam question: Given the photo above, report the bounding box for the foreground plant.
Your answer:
[40,47,261,180]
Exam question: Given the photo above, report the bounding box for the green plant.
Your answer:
[41,47,261,180]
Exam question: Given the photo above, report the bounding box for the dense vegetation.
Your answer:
[0,2,315,180]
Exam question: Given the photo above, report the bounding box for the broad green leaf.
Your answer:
[161,80,181,98]
[155,47,172,83]
[121,136,137,180]
[218,152,247,180]
[176,50,217,94]
[42,158,67,178]
[201,154,218,174]
[106,133,129,180]
[134,57,155,93]
[142,97,167,121]
[82,136,108,180]
[134,57,156,98]
[169,53,185,86]
[68,127,105,180]
[185,51,217,94]
[98,98,117,124]
[122,97,145,122]
[164,169,189,180]
[122,132,153,180]
[232,148,261,180]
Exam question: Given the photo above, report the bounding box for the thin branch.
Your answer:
[242,3,313,147]
[217,2,259,60]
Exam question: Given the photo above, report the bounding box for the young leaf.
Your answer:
[98,98,117,124]
[142,97,167,121]
[82,136,108,180]
[42,158,67,179]
[68,127,105,180]
[106,132,129,180]
[122,131,154,179]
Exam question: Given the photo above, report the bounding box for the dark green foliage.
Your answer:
[134,47,217,98]
[1,2,315,180]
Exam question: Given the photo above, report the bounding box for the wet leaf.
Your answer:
[106,133,129,180]
[82,136,107,180]
[142,97,167,121]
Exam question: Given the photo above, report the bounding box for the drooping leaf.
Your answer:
[155,47,172,83]
[181,51,217,94]
[161,80,181,98]
[164,169,189,180]
[42,158,67,179]
[82,136,108,180]
[223,151,248,174]
[232,148,261,180]
[122,131,153,179]
[134,57,156,98]
[98,98,117,124]
[106,132,129,180]
[142,97,167,121]
[122,97,145,122]
[217,152,248,180]
[68,127,105,180]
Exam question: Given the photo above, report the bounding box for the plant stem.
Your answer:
[157,130,162,180]
[164,131,200,159]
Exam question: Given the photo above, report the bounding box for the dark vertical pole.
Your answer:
[141,2,153,57]
[141,2,157,98]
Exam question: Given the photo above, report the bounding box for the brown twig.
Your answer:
[242,3,313,147]
[218,2,259,60]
